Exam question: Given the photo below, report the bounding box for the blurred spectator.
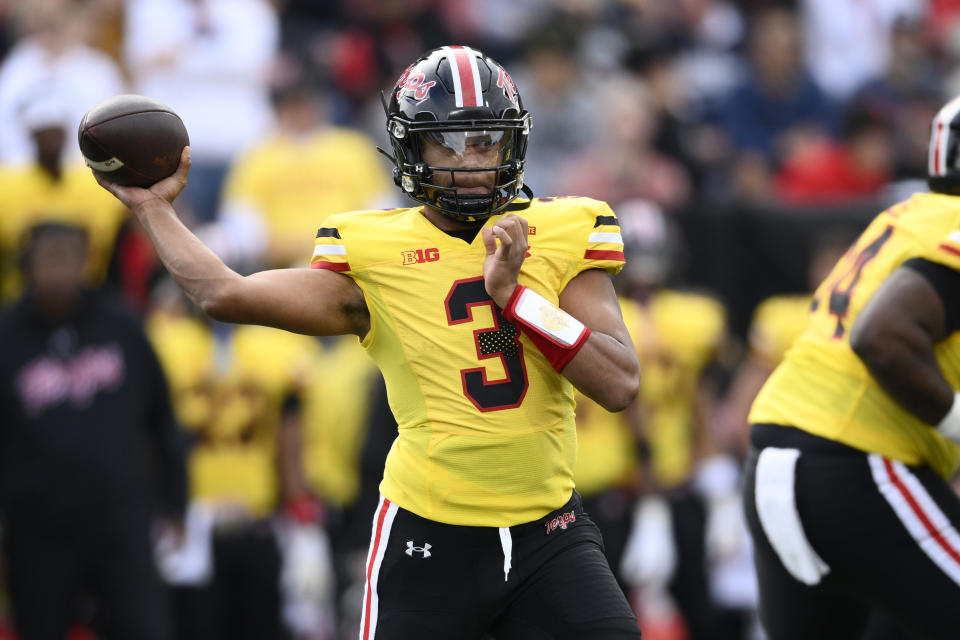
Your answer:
[714,4,838,201]
[626,43,733,196]
[299,341,393,640]
[855,16,942,125]
[147,299,328,640]
[775,105,895,205]
[608,201,755,640]
[124,0,280,224]
[802,0,925,101]
[510,18,599,197]
[553,76,691,211]
[854,16,943,189]
[715,230,854,455]
[0,93,126,303]
[0,1,125,167]
[0,222,186,640]
[664,0,744,103]
[208,77,393,270]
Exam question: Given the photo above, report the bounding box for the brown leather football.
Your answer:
[78,94,189,187]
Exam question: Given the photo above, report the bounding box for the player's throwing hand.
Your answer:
[93,146,191,212]
[482,213,528,307]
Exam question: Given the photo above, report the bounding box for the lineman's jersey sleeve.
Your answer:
[921,221,960,273]
[557,199,625,291]
[309,214,352,274]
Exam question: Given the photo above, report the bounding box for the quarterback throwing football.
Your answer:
[96,47,642,639]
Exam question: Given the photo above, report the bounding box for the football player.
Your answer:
[744,97,960,639]
[94,47,642,638]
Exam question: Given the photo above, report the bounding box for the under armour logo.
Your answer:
[406,540,432,558]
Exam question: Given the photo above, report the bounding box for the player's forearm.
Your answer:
[560,331,641,412]
[133,200,243,318]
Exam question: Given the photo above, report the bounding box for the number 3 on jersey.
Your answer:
[813,225,894,339]
[445,277,529,412]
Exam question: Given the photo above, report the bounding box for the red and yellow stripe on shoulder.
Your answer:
[583,212,625,272]
[311,227,350,272]
[938,229,960,262]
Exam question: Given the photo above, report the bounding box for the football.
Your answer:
[78,94,189,187]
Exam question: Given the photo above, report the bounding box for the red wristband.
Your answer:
[503,285,591,372]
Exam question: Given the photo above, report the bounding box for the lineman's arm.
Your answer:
[93,148,369,337]
[849,261,956,427]
[483,215,640,412]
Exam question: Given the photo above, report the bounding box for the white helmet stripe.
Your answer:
[443,46,483,108]
[930,96,960,176]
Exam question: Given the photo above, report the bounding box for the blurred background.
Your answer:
[0,0,957,639]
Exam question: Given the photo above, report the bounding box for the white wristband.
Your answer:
[935,392,960,445]
[509,286,586,347]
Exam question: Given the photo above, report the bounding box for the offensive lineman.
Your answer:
[93,47,643,639]
[744,97,960,639]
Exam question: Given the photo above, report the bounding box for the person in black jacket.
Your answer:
[0,222,187,640]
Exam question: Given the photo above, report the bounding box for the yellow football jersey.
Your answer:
[747,294,813,369]
[221,128,391,265]
[148,313,319,517]
[301,336,381,507]
[635,291,727,486]
[310,197,625,526]
[751,192,960,479]
[573,292,726,492]
[0,163,126,300]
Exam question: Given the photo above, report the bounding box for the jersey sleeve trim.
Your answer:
[582,208,626,272]
[316,227,342,239]
[310,224,351,272]
[584,249,625,261]
[594,215,618,227]
[938,242,960,259]
[311,260,351,272]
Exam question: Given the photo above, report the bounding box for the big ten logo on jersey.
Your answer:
[395,67,436,101]
[401,248,440,265]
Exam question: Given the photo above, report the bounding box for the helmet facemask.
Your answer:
[388,115,531,222]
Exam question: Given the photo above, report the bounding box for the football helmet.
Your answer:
[928,95,960,195]
[382,46,533,221]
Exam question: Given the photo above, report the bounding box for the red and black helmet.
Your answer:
[382,46,533,222]
[928,96,960,195]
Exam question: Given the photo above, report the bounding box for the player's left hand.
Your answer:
[482,214,528,307]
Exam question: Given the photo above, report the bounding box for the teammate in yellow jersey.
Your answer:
[745,97,960,639]
[93,47,642,639]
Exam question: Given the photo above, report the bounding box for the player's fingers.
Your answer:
[170,146,191,183]
[503,214,529,237]
[177,146,191,173]
[498,216,527,258]
[92,170,120,196]
[482,227,497,256]
[492,224,513,249]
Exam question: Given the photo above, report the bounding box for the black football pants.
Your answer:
[359,490,642,639]
[744,424,960,640]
